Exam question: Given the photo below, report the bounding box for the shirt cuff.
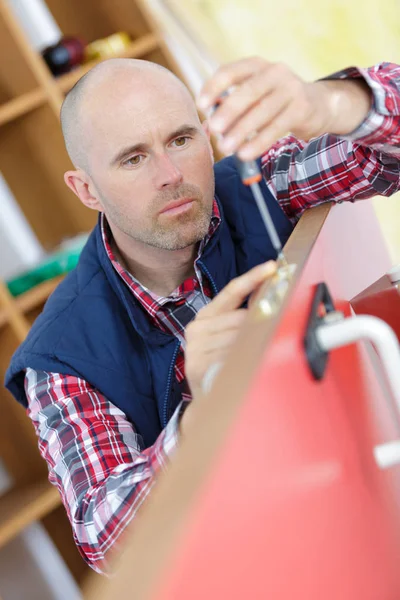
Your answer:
[322,63,400,147]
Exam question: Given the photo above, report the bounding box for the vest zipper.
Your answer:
[162,340,180,428]
[162,264,218,429]
[197,261,219,295]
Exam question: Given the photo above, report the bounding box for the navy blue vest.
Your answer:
[5,156,293,449]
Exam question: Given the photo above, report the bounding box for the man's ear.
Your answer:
[201,120,215,163]
[64,170,103,212]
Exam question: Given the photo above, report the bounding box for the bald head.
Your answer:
[62,57,215,256]
[60,58,195,172]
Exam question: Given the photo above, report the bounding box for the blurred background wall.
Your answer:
[166,0,400,262]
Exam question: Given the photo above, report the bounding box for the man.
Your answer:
[5,56,400,573]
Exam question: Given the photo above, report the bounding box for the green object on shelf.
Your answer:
[6,235,88,297]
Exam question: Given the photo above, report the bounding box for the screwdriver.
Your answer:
[234,157,288,267]
[212,95,288,268]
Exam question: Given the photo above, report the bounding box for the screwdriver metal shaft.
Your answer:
[234,157,288,267]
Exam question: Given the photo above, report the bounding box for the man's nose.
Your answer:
[153,153,183,189]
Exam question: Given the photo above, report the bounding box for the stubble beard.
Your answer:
[107,181,214,251]
[148,199,212,250]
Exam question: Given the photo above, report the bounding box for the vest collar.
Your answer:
[93,198,227,344]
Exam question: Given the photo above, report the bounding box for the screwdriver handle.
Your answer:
[212,97,263,187]
[234,157,262,186]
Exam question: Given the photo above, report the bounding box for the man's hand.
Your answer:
[181,261,276,436]
[197,57,372,161]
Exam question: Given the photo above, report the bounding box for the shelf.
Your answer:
[0,89,46,127]
[14,275,64,314]
[57,33,160,93]
[0,308,7,330]
[0,275,64,333]
[0,479,62,548]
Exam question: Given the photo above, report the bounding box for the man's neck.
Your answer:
[110,227,197,297]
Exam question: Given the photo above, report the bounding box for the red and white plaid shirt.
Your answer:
[25,63,400,573]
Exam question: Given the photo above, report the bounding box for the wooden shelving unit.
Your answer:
[0,89,46,127]
[0,479,62,549]
[0,275,64,331]
[0,0,183,591]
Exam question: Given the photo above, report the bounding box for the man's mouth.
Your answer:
[159,197,195,216]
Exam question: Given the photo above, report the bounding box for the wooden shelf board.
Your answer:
[0,89,46,127]
[0,479,62,548]
[15,275,64,314]
[0,309,7,331]
[57,33,160,93]
[0,275,64,333]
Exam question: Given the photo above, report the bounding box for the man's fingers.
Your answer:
[217,90,291,155]
[189,328,242,356]
[197,57,269,112]
[185,309,247,342]
[200,261,276,317]
[235,104,303,161]
[207,63,290,138]
[185,262,277,400]
[185,346,231,398]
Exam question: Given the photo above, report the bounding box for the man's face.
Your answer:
[84,75,215,251]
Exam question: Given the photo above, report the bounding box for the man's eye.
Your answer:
[173,136,189,147]
[125,155,143,166]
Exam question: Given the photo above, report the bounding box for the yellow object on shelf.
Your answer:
[85,32,131,62]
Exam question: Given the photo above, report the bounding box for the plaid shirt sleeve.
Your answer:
[261,62,400,222]
[24,368,186,574]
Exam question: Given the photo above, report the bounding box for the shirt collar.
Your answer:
[100,198,221,303]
